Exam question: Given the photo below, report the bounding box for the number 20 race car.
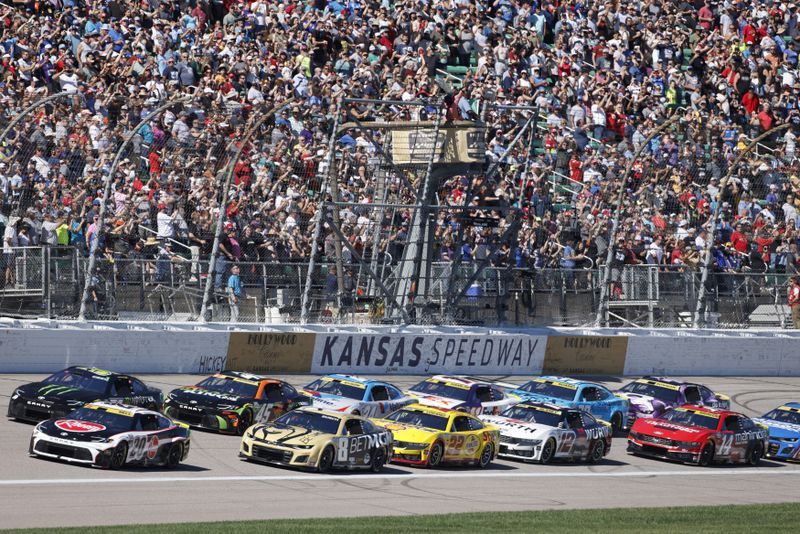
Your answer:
[628,405,769,466]
[481,402,612,464]
[240,407,393,472]
[30,402,190,469]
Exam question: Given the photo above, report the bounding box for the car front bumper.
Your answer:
[766,439,800,461]
[7,397,70,422]
[29,434,111,466]
[239,437,316,468]
[627,440,699,464]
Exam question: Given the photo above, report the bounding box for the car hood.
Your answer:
[406,393,465,410]
[481,415,554,439]
[373,420,438,442]
[303,391,358,412]
[616,392,670,413]
[754,418,800,439]
[248,422,330,446]
[169,386,249,408]
[633,417,711,439]
[18,382,102,404]
[38,418,130,442]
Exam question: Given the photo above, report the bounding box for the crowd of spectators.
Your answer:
[2,0,800,293]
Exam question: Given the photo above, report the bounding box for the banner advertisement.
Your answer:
[543,336,629,375]
[226,332,315,373]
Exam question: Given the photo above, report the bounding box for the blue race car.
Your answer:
[754,403,800,462]
[302,374,414,418]
[508,376,629,431]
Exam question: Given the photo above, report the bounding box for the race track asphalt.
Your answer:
[1,374,799,529]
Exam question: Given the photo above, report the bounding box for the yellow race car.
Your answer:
[239,406,393,472]
[373,403,500,468]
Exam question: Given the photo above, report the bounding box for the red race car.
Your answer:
[627,405,769,466]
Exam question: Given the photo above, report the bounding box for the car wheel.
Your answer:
[427,442,444,468]
[237,409,253,436]
[370,447,387,473]
[165,442,183,468]
[317,445,335,473]
[351,410,361,416]
[478,443,494,468]
[109,442,128,470]
[611,413,623,433]
[698,442,715,467]
[588,440,605,463]
[748,443,763,466]
[539,438,556,464]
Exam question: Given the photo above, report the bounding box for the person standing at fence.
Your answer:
[789,277,800,329]
[2,216,19,287]
[227,264,242,323]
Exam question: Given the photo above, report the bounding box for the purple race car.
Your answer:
[616,376,730,427]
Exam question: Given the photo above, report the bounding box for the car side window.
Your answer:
[281,383,298,399]
[580,412,597,427]
[344,419,365,435]
[263,383,284,403]
[131,379,149,395]
[112,377,133,397]
[594,387,610,401]
[370,385,390,401]
[360,420,378,433]
[386,385,402,400]
[723,415,741,432]
[739,416,755,431]
[580,387,597,402]
[566,412,584,429]
[139,414,159,431]
[475,386,492,403]
[490,386,505,401]
[698,386,714,401]
[468,417,484,431]
[157,415,172,429]
[684,386,701,404]
[451,416,471,432]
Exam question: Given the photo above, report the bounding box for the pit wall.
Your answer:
[1,321,798,376]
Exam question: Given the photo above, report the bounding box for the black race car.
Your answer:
[163,371,311,435]
[8,367,163,422]
[30,402,190,469]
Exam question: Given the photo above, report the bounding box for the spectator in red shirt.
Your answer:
[742,89,760,114]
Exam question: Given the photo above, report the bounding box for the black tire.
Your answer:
[698,441,715,467]
[611,413,623,433]
[109,442,128,470]
[165,442,183,468]
[351,410,361,416]
[588,440,605,463]
[317,445,335,473]
[237,409,253,436]
[748,443,763,466]
[370,447,387,473]
[539,438,556,464]
[478,443,494,468]
[427,442,444,468]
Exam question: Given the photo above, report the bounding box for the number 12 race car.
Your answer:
[628,405,769,466]
[30,402,190,469]
[240,407,393,472]
[481,402,612,464]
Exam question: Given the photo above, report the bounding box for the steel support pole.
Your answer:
[595,113,682,327]
[694,123,791,327]
[300,99,341,324]
[0,91,76,148]
[200,99,295,322]
[79,95,192,321]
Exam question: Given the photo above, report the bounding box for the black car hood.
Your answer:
[17,382,102,404]
[38,418,132,442]
[169,387,251,409]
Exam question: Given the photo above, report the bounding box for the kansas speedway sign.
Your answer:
[310,333,546,375]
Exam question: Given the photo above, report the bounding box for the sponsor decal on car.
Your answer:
[54,420,106,433]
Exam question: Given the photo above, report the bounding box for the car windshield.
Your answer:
[500,406,562,427]
[65,407,135,432]
[762,408,800,425]
[384,409,449,431]
[661,409,719,430]
[409,380,470,401]
[515,380,576,401]
[620,381,680,404]
[273,411,341,434]
[304,378,365,401]
[43,369,109,395]
[196,376,258,398]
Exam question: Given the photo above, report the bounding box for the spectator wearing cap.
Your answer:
[156,202,178,241]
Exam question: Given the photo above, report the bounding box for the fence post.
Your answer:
[78,95,193,321]
[694,123,791,327]
[200,99,295,322]
[595,113,683,326]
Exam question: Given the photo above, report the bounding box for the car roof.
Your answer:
[219,370,276,382]
[293,405,352,421]
[523,376,591,389]
[778,403,800,412]
[68,366,120,377]
[401,402,462,418]
[325,374,373,385]
[428,375,485,387]
[677,404,737,417]
[639,376,686,387]
[514,401,570,414]
[83,401,155,417]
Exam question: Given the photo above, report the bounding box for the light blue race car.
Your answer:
[302,374,414,418]
[754,403,800,462]
[508,376,630,432]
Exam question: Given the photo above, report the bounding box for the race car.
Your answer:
[29,402,190,469]
[507,377,629,431]
[405,375,516,415]
[373,403,500,468]
[481,402,612,464]
[163,371,311,435]
[302,374,414,417]
[754,403,800,461]
[627,405,769,466]
[7,366,163,422]
[239,406,392,472]
[617,376,730,427]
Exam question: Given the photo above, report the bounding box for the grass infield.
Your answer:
[4,503,796,533]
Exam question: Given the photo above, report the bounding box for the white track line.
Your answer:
[1,468,799,486]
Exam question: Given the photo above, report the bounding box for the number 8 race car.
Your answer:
[30,402,190,469]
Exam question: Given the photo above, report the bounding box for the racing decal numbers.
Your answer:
[447,435,466,454]
[557,431,576,454]
[718,434,734,457]
[128,435,147,461]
